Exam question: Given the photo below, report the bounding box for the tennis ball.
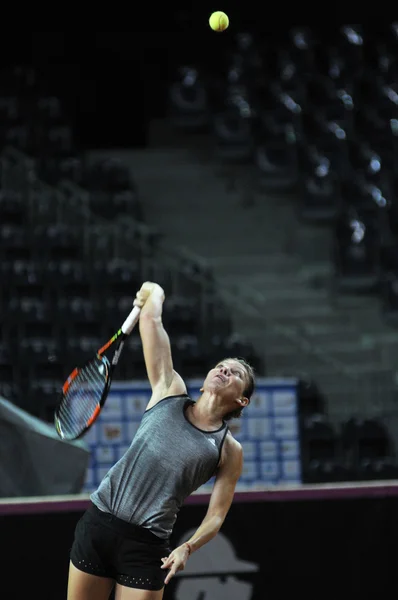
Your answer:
[209,11,229,32]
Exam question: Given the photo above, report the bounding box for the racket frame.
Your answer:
[54,305,141,440]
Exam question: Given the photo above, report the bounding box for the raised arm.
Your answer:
[136,282,186,407]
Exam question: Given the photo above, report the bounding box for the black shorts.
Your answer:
[70,502,172,591]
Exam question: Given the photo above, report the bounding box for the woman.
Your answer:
[67,281,255,600]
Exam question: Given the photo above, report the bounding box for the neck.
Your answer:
[190,392,226,428]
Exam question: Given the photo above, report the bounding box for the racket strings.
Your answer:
[57,356,108,438]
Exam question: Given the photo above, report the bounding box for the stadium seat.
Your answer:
[333,209,381,291]
[213,108,254,163]
[341,175,389,219]
[254,127,298,192]
[84,158,133,193]
[356,457,398,481]
[0,224,31,261]
[341,417,392,468]
[297,142,342,222]
[287,27,317,76]
[163,296,199,336]
[124,335,148,379]
[304,459,353,484]
[301,414,338,460]
[296,379,326,418]
[0,190,25,225]
[34,224,80,261]
[26,380,61,421]
[174,335,211,376]
[34,96,63,126]
[380,271,398,323]
[168,67,209,131]
[300,414,346,483]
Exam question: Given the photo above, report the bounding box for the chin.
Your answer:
[209,384,222,392]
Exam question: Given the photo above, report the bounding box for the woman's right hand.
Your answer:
[134,282,164,309]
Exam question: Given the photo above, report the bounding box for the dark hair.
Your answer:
[222,357,255,421]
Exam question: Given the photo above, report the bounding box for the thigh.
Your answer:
[67,561,115,600]
[115,536,170,592]
[114,583,164,600]
[70,509,118,578]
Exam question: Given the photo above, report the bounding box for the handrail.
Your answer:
[1,146,217,329]
[1,145,385,391]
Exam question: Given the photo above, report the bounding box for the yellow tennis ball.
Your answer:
[209,11,229,32]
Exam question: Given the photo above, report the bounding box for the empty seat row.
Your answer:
[168,24,398,321]
[301,413,398,482]
[0,65,262,421]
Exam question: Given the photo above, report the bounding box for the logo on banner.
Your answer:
[174,528,258,600]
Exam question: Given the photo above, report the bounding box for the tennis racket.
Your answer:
[54,305,141,441]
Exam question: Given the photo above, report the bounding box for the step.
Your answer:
[316,338,380,352]
[301,321,368,336]
[261,301,337,319]
[257,314,357,334]
[89,148,201,169]
[333,292,381,309]
[363,331,398,345]
[265,360,346,381]
[262,326,358,347]
[299,262,334,279]
[221,266,333,286]
[264,348,347,369]
[264,334,379,356]
[315,369,394,389]
[265,342,383,375]
[220,281,330,303]
[209,253,300,269]
[231,291,334,315]
[89,129,392,372]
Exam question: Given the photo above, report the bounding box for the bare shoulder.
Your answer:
[225,429,242,450]
[220,430,243,470]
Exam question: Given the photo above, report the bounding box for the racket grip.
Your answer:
[121,306,141,335]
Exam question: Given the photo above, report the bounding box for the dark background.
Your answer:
[1,22,396,599]
[0,23,337,149]
[1,495,398,599]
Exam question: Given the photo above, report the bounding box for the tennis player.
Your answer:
[67,281,255,600]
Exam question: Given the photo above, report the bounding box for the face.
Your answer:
[203,359,249,405]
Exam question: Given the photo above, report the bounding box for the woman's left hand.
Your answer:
[161,543,191,584]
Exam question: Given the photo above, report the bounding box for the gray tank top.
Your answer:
[91,394,229,539]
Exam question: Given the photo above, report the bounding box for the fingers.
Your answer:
[164,564,177,585]
[134,290,147,309]
[134,282,161,309]
[161,555,174,585]
[140,282,156,297]
[160,556,173,569]
[140,282,165,301]
[161,554,176,585]
[161,546,189,585]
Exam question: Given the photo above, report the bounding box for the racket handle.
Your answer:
[121,306,141,335]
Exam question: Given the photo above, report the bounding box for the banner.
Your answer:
[0,397,89,497]
[81,378,300,492]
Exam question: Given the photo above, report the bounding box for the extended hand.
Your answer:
[160,544,190,584]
